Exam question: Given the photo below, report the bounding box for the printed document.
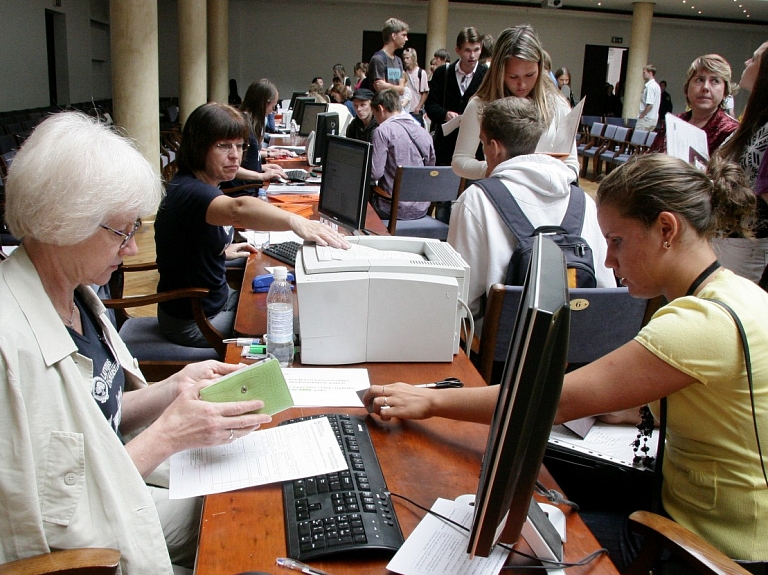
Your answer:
[665,113,709,169]
[550,421,659,469]
[387,497,509,575]
[282,367,370,407]
[169,417,347,499]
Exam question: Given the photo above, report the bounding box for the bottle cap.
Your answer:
[273,266,288,281]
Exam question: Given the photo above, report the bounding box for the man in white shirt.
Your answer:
[637,64,661,130]
[448,97,616,322]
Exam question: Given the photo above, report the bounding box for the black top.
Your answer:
[68,291,125,438]
[155,169,234,319]
[424,61,487,166]
[345,116,378,143]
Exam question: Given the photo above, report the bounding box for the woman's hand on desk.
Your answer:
[363,383,435,421]
[262,164,287,181]
[290,217,350,249]
[226,242,258,260]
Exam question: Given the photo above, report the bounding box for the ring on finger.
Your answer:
[228,429,235,441]
[382,397,390,408]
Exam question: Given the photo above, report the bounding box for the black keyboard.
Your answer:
[262,241,301,266]
[281,414,404,561]
[285,168,310,182]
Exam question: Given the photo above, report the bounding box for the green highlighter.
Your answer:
[199,358,294,416]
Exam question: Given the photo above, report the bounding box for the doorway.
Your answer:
[581,45,628,117]
[45,9,70,107]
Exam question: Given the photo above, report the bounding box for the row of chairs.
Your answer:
[578,122,657,181]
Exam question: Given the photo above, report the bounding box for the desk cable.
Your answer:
[386,490,608,569]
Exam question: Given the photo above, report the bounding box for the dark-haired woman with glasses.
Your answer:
[155,102,348,349]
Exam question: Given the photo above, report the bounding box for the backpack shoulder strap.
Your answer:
[474,178,536,241]
[560,184,587,235]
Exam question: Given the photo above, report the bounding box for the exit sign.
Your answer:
[611,37,623,44]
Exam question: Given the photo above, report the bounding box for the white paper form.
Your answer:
[441,114,462,137]
[282,367,370,407]
[549,421,659,469]
[266,184,321,194]
[664,113,709,169]
[169,417,347,499]
[387,498,509,575]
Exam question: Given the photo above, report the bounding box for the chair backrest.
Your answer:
[630,129,649,146]
[645,131,657,147]
[392,165,462,203]
[613,126,631,143]
[589,122,606,138]
[605,116,625,126]
[479,285,655,383]
[601,124,618,141]
[626,118,637,128]
[0,547,120,575]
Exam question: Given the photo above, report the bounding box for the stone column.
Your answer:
[110,0,160,173]
[623,2,655,120]
[178,0,207,125]
[208,0,229,104]
[426,0,449,70]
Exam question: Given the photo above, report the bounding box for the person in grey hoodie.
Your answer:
[448,96,615,321]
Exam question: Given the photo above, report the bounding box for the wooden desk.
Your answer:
[196,350,618,575]
[202,219,618,575]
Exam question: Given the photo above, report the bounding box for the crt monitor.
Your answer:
[292,97,316,130]
[467,234,571,558]
[317,135,372,232]
[307,112,339,166]
[288,91,307,110]
[298,102,328,137]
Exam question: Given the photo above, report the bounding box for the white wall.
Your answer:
[1,0,767,114]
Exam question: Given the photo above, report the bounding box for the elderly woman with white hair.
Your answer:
[0,112,272,574]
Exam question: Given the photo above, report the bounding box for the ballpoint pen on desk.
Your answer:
[415,377,464,389]
[276,557,334,575]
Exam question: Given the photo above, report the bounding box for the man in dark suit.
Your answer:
[425,27,487,167]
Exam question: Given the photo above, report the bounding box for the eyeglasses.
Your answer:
[214,142,249,154]
[100,218,142,249]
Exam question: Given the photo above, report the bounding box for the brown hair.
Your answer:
[177,103,249,172]
[481,97,544,158]
[240,79,277,145]
[683,54,732,109]
[597,154,755,239]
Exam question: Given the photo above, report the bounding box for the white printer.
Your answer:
[294,236,470,364]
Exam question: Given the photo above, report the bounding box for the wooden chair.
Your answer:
[594,126,632,179]
[479,285,662,384]
[605,129,651,174]
[576,122,606,164]
[0,548,120,575]
[580,124,617,179]
[101,262,224,381]
[625,511,753,575]
[372,165,462,239]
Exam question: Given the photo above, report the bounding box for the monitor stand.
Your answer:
[456,494,565,563]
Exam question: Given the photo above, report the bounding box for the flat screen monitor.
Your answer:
[318,135,372,232]
[467,234,570,558]
[288,91,307,110]
[298,102,328,137]
[292,97,316,131]
[307,112,339,166]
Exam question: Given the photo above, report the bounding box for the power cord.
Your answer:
[534,480,579,510]
[386,490,608,569]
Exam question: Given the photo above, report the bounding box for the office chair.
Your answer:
[101,262,223,381]
[373,165,462,240]
[0,548,120,575]
[625,511,752,575]
[479,285,661,384]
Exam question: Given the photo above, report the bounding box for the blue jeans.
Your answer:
[158,287,240,348]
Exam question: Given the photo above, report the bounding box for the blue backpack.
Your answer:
[474,178,597,288]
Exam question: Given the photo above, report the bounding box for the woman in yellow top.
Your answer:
[365,153,768,569]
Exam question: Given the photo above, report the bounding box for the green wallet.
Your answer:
[199,358,295,415]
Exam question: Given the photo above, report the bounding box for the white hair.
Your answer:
[5,112,163,245]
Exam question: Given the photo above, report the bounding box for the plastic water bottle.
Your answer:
[266,266,295,367]
[257,188,268,201]
[289,119,298,145]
